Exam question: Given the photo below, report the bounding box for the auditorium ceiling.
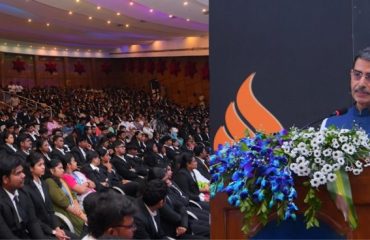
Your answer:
[0,0,208,56]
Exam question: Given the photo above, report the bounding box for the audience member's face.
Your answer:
[21,139,32,150]
[152,144,158,153]
[2,165,25,191]
[31,159,45,178]
[115,144,126,155]
[51,163,64,178]
[5,134,14,144]
[68,158,78,171]
[165,166,173,180]
[92,157,100,166]
[40,141,50,153]
[55,137,64,148]
[110,215,136,239]
[351,58,370,110]
[102,153,110,163]
[187,157,198,170]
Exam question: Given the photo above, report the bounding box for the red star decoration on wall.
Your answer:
[45,61,57,74]
[201,61,209,80]
[169,60,181,76]
[12,58,26,73]
[157,60,166,75]
[184,61,197,78]
[101,62,111,74]
[128,60,135,73]
[147,61,155,74]
[137,60,145,73]
[74,61,85,75]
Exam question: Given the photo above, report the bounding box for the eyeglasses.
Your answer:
[351,69,370,81]
[114,223,137,230]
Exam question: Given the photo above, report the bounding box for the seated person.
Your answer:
[0,155,45,239]
[82,190,137,239]
[45,159,87,236]
[62,153,96,207]
[24,152,75,239]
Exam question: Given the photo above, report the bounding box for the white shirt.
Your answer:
[3,188,22,222]
[33,179,45,202]
[79,147,86,159]
[144,204,158,232]
[6,143,17,152]
[90,164,99,172]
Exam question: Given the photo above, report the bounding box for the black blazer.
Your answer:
[24,180,59,235]
[71,146,87,166]
[159,195,188,238]
[0,187,45,239]
[81,165,109,191]
[111,155,140,181]
[50,148,66,161]
[134,199,166,239]
[0,144,18,156]
[173,168,200,202]
[195,157,211,180]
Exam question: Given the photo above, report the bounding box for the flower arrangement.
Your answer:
[210,126,370,233]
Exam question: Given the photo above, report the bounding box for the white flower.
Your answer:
[345,166,352,172]
[313,150,321,158]
[332,163,340,171]
[315,135,325,144]
[321,164,332,173]
[327,173,337,182]
[341,143,350,153]
[302,168,311,175]
[318,177,327,185]
[331,142,340,149]
[340,129,350,134]
[337,157,345,165]
[314,158,322,164]
[346,145,355,155]
[353,168,363,175]
[300,148,309,156]
[313,171,324,179]
[323,148,333,157]
[310,178,320,188]
[355,160,363,168]
[297,142,307,149]
[332,150,343,159]
[339,136,349,143]
[296,156,305,163]
[290,163,298,171]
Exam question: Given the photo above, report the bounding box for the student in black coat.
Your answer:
[193,145,211,181]
[24,152,72,239]
[81,151,110,192]
[0,132,18,156]
[134,180,168,239]
[15,133,32,163]
[0,155,46,239]
[173,153,209,203]
[71,135,89,167]
[50,135,67,161]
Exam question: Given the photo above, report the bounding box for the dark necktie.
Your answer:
[14,195,26,223]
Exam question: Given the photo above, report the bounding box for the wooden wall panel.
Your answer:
[0,52,209,106]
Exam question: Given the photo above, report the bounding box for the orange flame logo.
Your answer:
[213,73,284,150]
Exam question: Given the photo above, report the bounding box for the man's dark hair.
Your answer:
[0,155,22,185]
[193,145,205,157]
[142,179,168,207]
[84,190,136,238]
[353,47,370,68]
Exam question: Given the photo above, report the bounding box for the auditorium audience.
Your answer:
[0,86,210,239]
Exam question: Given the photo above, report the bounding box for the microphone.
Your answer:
[300,108,348,130]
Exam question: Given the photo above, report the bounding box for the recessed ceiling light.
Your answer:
[169,14,173,18]
[97,6,101,10]
[27,18,32,23]
[17,44,20,47]
[107,20,111,24]
[149,9,154,13]
[116,12,121,16]
[186,18,190,22]
[125,24,130,28]
[183,1,188,6]
[129,1,134,6]
[46,23,50,27]
[75,0,80,2]
[202,8,207,12]
[69,11,73,15]
[88,16,93,20]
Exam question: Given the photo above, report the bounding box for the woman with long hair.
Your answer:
[45,158,86,236]
[24,152,71,239]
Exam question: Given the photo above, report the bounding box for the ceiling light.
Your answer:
[129,1,134,6]
[202,8,207,12]
[149,9,154,13]
[88,49,91,52]
[107,20,111,24]
[42,46,45,49]
[54,47,57,50]
[116,12,121,16]
[125,24,130,28]
[69,11,73,15]
[75,0,80,2]
[65,48,68,51]
[186,18,190,22]
[88,16,93,20]
[46,23,50,27]
[183,1,188,6]
[27,18,32,23]
[169,14,173,18]
[97,6,101,10]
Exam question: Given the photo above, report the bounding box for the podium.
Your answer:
[211,169,370,239]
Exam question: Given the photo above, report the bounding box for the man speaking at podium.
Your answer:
[321,47,370,232]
